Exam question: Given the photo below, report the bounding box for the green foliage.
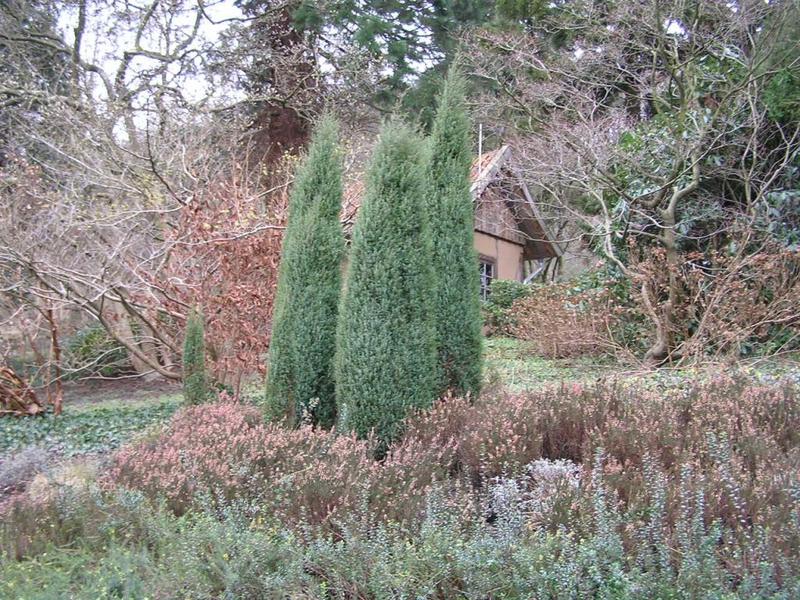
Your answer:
[182,309,208,405]
[335,121,438,446]
[761,2,800,124]
[765,68,800,124]
[482,279,532,333]
[64,325,132,379]
[426,67,484,398]
[495,0,550,23]
[286,0,494,109]
[0,397,179,458]
[759,187,800,250]
[265,116,344,427]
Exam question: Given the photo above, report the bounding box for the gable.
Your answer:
[474,181,526,246]
[341,144,560,260]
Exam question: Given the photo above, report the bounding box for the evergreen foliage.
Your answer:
[182,309,208,405]
[335,122,438,446]
[289,0,493,107]
[265,116,344,427]
[426,67,483,398]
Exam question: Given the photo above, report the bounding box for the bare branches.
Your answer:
[462,0,800,362]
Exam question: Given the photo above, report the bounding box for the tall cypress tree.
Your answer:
[426,67,483,398]
[265,116,344,427]
[183,308,208,405]
[335,122,438,447]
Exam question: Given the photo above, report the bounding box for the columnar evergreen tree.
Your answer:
[426,67,483,398]
[183,308,208,405]
[265,116,344,427]
[335,122,438,447]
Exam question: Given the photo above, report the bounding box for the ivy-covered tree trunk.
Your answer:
[426,67,483,398]
[265,116,344,427]
[335,122,438,448]
[182,308,208,405]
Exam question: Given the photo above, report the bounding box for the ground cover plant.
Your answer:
[0,396,180,458]
[2,370,798,597]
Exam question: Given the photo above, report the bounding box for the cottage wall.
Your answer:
[474,231,524,281]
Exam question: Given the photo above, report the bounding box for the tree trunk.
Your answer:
[644,206,681,365]
[44,307,63,415]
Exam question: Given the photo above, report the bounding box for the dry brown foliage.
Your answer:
[631,243,800,361]
[0,366,43,416]
[509,283,623,358]
[144,162,290,387]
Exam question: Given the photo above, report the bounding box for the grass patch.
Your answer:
[484,336,609,390]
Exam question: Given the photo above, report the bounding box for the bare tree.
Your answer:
[463,0,800,363]
[0,1,286,388]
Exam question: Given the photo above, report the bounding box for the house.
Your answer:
[470,145,560,297]
[342,144,561,299]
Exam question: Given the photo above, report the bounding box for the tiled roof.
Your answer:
[469,147,505,183]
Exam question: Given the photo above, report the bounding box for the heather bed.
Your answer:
[2,370,799,598]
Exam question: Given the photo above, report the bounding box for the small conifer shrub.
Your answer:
[182,308,208,405]
[265,116,344,427]
[426,66,483,398]
[335,122,438,447]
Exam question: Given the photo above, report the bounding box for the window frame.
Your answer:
[478,255,496,301]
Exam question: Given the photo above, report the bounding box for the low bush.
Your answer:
[482,279,532,334]
[108,401,454,525]
[2,372,798,596]
[1,475,171,562]
[509,281,624,358]
[105,373,800,544]
[3,455,799,598]
[0,446,51,497]
[635,244,800,360]
[63,325,132,379]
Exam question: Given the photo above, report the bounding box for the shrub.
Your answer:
[108,402,378,521]
[510,281,623,358]
[335,121,438,447]
[0,446,51,496]
[5,467,800,597]
[107,400,455,527]
[1,471,170,562]
[182,308,208,405]
[265,116,344,427]
[425,67,484,398]
[3,372,800,596]
[63,325,131,378]
[482,279,532,334]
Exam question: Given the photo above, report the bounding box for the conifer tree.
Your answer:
[265,116,344,427]
[335,122,438,447]
[183,308,208,405]
[426,67,483,398]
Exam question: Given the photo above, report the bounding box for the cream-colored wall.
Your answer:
[474,231,524,281]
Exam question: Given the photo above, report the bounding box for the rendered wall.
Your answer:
[474,231,524,281]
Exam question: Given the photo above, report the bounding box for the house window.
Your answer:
[479,257,495,301]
